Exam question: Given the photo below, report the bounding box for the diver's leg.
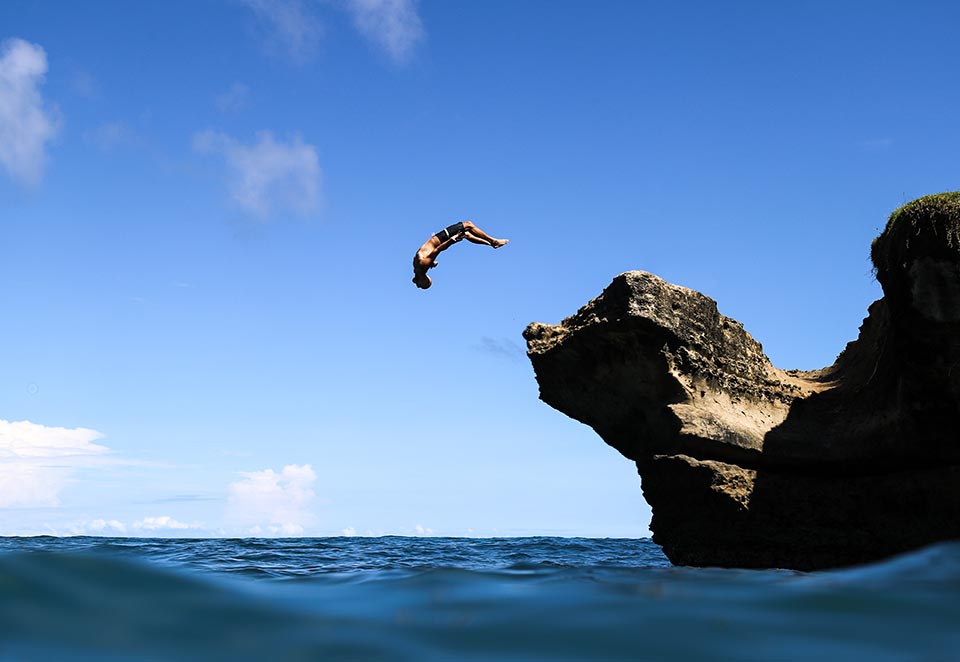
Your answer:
[463,232,493,246]
[462,222,508,248]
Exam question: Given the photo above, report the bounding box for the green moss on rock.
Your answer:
[871,192,960,287]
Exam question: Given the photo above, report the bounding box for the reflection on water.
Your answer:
[1,537,958,660]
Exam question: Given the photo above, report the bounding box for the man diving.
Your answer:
[412,221,509,289]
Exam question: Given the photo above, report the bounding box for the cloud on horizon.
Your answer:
[194,129,322,219]
[65,516,203,536]
[345,0,424,64]
[0,419,109,508]
[69,518,127,535]
[132,515,200,532]
[226,464,317,535]
[0,38,61,187]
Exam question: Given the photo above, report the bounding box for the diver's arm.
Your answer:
[434,233,464,254]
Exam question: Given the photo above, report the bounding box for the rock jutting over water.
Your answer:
[524,193,960,570]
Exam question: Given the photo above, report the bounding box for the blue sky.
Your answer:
[1,0,958,537]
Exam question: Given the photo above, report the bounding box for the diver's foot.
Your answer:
[492,239,509,248]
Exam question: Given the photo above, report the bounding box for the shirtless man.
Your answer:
[412,221,509,289]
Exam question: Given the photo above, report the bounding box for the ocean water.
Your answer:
[1,537,958,661]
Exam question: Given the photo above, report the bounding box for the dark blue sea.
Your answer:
[1,536,958,661]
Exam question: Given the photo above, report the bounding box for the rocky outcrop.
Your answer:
[524,193,960,570]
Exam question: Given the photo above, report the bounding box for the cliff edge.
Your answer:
[524,193,960,570]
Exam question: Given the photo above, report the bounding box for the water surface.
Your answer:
[1,536,957,660]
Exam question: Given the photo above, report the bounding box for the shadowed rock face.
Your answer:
[524,193,960,570]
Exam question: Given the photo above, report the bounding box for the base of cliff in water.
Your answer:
[524,193,960,570]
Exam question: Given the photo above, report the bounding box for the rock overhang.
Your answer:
[525,195,960,570]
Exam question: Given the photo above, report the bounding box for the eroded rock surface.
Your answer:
[524,193,960,570]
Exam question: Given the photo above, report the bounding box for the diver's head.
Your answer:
[413,272,432,289]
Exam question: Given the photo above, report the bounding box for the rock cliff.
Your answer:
[524,193,960,570]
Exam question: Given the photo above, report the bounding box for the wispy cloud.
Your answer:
[476,336,526,362]
[215,82,250,113]
[0,38,61,187]
[194,129,322,219]
[345,0,424,64]
[83,121,141,151]
[239,0,323,63]
[69,67,98,99]
[144,493,220,504]
[0,419,108,507]
[227,464,317,535]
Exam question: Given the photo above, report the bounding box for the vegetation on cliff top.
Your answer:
[871,192,960,285]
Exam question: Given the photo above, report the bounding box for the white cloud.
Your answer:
[240,0,323,63]
[132,515,198,532]
[345,0,424,64]
[0,419,107,458]
[0,463,71,508]
[341,526,356,536]
[0,420,108,507]
[414,523,433,536]
[194,129,322,219]
[0,38,61,186]
[227,464,316,536]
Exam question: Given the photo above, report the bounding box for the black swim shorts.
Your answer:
[434,221,465,242]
